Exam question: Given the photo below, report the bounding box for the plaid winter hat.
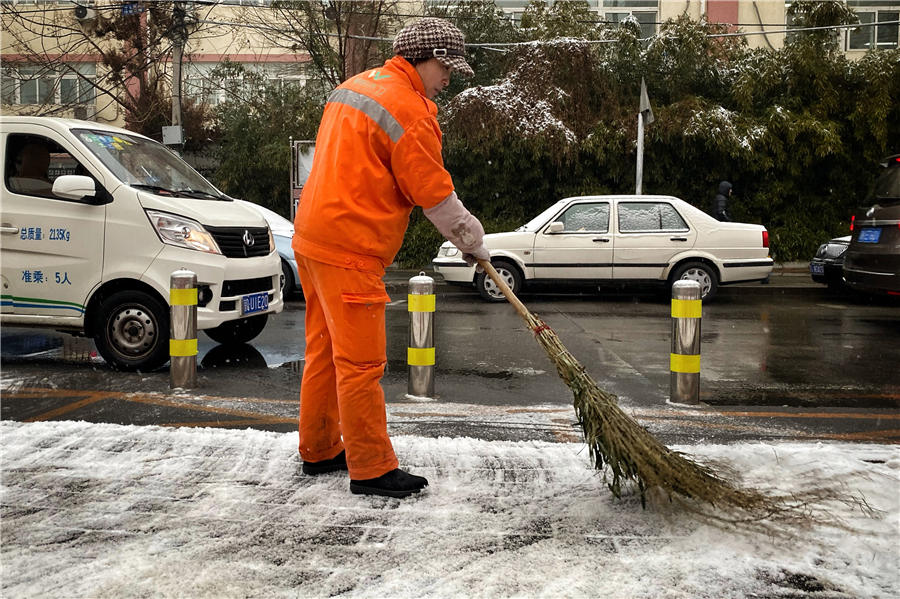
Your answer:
[393,18,474,78]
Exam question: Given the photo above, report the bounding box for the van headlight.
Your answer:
[145,210,221,254]
[267,227,275,253]
[440,245,460,258]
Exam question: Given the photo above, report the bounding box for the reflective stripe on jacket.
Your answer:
[292,56,454,275]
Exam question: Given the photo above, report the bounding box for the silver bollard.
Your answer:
[670,280,702,405]
[407,272,435,398]
[170,269,198,389]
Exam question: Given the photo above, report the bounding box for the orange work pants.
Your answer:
[295,254,399,480]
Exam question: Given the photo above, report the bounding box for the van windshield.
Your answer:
[74,129,226,199]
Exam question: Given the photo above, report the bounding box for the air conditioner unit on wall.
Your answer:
[73,106,88,120]
[74,5,96,21]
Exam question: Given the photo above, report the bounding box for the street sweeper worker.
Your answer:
[292,17,489,498]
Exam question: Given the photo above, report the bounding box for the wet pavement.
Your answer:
[2,264,898,445]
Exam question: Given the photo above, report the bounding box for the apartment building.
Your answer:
[1,0,311,125]
[2,0,897,127]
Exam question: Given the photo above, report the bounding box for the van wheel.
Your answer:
[94,290,169,372]
[670,261,718,301]
[476,260,521,302]
[205,314,268,345]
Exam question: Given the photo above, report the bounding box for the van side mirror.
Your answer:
[547,221,564,234]
[52,175,98,202]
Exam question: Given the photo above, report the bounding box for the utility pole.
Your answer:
[168,1,187,147]
[636,110,645,195]
[635,77,654,194]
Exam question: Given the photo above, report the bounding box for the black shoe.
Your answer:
[302,450,348,475]
[350,468,428,498]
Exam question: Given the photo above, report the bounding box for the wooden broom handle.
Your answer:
[476,258,531,322]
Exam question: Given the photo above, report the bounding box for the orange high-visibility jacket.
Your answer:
[292,56,454,275]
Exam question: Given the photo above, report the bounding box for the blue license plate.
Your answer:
[859,227,881,243]
[810,263,824,275]
[241,291,269,315]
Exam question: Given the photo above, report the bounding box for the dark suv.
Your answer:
[843,155,900,295]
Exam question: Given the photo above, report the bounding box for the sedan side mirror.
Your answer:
[52,175,98,202]
[547,221,564,234]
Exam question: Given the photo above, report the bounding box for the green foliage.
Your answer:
[396,210,444,270]
[787,0,857,52]
[210,63,326,217]
[425,0,522,99]
[643,17,747,105]
[519,0,600,40]
[425,2,899,266]
[847,51,900,160]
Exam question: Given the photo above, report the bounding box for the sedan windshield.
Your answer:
[517,199,569,232]
[74,129,225,199]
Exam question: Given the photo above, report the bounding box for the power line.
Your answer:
[708,19,900,39]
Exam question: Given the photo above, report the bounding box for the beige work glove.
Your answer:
[425,192,489,269]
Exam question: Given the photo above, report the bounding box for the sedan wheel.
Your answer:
[671,262,718,301]
[476,261,521,302]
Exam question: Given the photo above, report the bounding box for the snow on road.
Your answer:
[1,420,897,598]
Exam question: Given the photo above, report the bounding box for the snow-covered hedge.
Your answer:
[396,14,899,266]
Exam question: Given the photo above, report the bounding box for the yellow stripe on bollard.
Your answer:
[408,293,435,312]
[170,288,198,306]
[670,353,700,373]
[671,298,702,319]
[407,347,435,366]
[170,338,198,357]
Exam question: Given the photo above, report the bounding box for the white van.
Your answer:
[0,116,283,371]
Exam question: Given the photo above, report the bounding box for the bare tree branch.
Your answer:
[1,1,216,135]
[231,0,403,88]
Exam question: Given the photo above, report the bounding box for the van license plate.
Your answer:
[859,227,881,243]
[241,292,269,315]
[810,263,824,275]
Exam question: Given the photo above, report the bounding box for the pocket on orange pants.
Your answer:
[340,288,390,305]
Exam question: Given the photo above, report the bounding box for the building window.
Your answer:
[1,63,96,107]
[847,6,900,50]
[1,70,17,104]
[183,62,307,106]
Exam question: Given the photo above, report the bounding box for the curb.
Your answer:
[384,265,821,294]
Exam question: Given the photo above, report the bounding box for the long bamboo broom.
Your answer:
[477,259,826,522]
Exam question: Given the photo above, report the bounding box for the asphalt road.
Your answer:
[2,273,898,445]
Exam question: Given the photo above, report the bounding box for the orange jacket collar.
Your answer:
[383,55,436,113]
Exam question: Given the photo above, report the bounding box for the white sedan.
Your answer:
[432,195,773,301]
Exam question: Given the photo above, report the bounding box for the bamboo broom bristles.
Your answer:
[476,259,827,522]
